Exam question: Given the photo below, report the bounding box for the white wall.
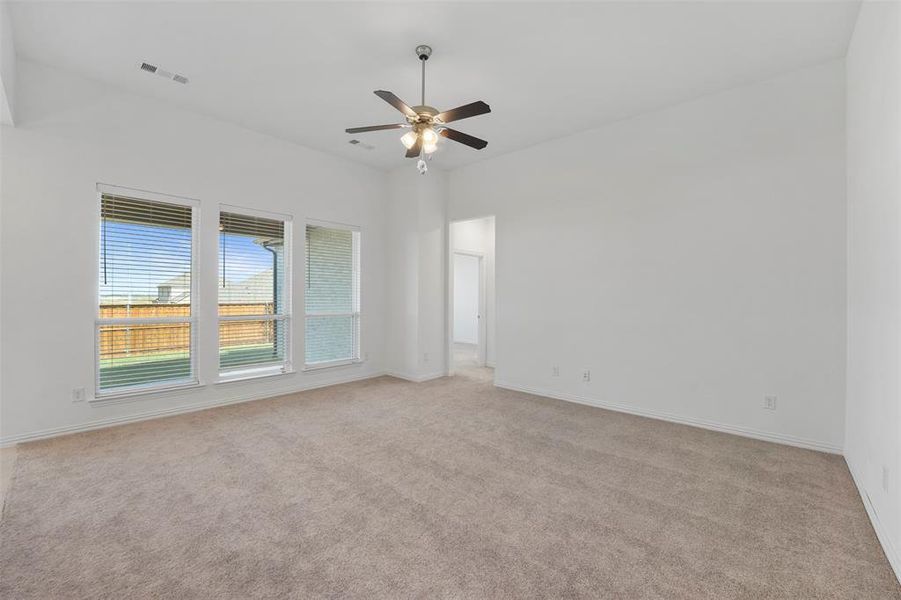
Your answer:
[384,166,447,381]
[417,169,447,379]
[845,0,901,580]
[453,253,480,344]
[451,216,496,365]
[449,61,847,452]
[0,61,389,443]
[0,2,16,125]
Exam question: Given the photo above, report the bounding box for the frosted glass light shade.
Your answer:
[400,131,418,149]
[421,128,438,145]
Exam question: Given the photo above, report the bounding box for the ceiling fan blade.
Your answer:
[439,128,488,150]
[405,134,422,158]
[374,90,418,118]
[345,124,408,134]
[435,101,491,124]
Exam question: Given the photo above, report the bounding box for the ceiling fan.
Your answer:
[345,45,491,174]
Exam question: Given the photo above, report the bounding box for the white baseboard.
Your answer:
[0,371,387,447]
[494,380,842,455]
[846,459,901,585]
[386,370,446,383]
[486,360,496,368]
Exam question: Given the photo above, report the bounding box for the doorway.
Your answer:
[453,252,485,369]
[448,216,495,378]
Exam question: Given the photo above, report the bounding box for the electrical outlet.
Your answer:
[72,387,86,403]
[552,365,560,377]
[582,369,591,383]
[763,395,777,410]
[423,352,430,363]
[883,466,890,493]
[364,352,370,362]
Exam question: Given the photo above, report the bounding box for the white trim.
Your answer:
[216,367,296,384]
[0,371,387,447]
[847,459,901,585]
[303,358,363,372]
[386,370,446,383]
[494,380,843,455]
[98,316,197,326]
[91,379,201,404]
[283,217,294,371]
[304,312,358,319]
[218,314,288,322]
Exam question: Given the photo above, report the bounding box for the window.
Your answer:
[218,209,292,378]
[304,223,360,368]
[97,189,197,395]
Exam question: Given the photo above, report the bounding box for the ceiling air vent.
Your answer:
[139,62,189,85]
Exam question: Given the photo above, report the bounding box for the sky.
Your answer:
[99,222,273,303]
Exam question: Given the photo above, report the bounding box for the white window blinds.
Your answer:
[305,224,360,367]
[97,193,197,393]
[218,210,291,376]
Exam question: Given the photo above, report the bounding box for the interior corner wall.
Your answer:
[845,0,901,580]
[0,60,390,443]
[385,166,447,381]
[448,60,847,453]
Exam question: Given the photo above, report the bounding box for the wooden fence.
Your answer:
[99,304,275,359]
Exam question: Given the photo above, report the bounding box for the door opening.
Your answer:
[453,252,483,368]
[448,216,495,378]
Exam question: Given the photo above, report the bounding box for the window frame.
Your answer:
[303,219,362,371]
[217,204,294,382]
[93,183,201,400]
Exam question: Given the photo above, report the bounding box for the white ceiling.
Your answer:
[7,1,860,170]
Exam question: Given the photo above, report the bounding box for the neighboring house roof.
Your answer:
[159,272,191,289]
[218,269,275,304]
[154,269,275,304]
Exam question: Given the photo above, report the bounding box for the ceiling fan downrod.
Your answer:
[416,44,431,106]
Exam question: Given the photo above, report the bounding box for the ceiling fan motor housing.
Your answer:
[410,105,440,125]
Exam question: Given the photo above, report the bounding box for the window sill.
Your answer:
[216,368,296,385]
[90,380,202,405]
[302,359,364,372]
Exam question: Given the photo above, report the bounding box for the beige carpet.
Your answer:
[454,342,480,369]
[1,369,898,599]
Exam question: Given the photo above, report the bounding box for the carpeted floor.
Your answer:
[454,342,480,370]
[1,369,898,599]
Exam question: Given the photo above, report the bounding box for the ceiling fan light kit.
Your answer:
[345,45,491,174]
